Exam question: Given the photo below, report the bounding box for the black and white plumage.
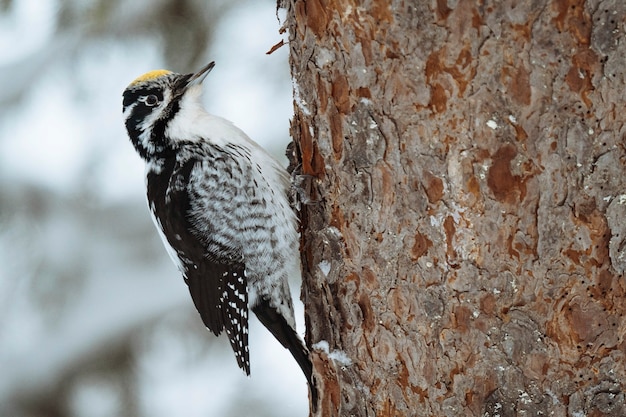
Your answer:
[122,62,317,406]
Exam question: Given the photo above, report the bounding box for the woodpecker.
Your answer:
[122,62,317,406]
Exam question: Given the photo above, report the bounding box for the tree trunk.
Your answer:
[285,0,626,415]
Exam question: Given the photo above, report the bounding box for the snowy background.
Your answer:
[0,1,309,416]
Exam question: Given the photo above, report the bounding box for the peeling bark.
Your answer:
[285,0,626,415]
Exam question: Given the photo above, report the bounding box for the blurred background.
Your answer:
[0,0,308,416]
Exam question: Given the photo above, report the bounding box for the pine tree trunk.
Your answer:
[285,0,626,415]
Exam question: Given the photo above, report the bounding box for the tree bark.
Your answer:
[286,0,626,415]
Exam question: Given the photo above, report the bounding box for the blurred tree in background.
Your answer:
[0,1,307,416]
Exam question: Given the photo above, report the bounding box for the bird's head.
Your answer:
[122,62,215,161]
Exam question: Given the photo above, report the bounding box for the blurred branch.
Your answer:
[0,0,236,105]
[56,0,234,68]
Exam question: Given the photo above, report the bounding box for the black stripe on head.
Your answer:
[123,75,181,159]
[123,87,164,160]
[150,97,181,151]
[122,87,164,114]
[122,71,196,160]
[147,73,196,156]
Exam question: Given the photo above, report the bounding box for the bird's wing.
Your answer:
[155,157,250,374]
[186,258,249,375]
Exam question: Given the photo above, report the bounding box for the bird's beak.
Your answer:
[186,61,215,88]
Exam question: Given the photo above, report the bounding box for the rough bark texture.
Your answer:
[286,0,626,416]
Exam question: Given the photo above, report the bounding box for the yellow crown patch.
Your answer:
[127,69,173,88]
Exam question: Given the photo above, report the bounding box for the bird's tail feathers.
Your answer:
[252,298,319,411]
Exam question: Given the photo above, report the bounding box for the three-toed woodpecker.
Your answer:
[122,62,317,406]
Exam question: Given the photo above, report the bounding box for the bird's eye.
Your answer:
[143,94,159,106]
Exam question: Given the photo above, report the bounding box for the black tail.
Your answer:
[252,298,319,411]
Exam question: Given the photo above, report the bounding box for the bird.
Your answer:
[122,61,317,407]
